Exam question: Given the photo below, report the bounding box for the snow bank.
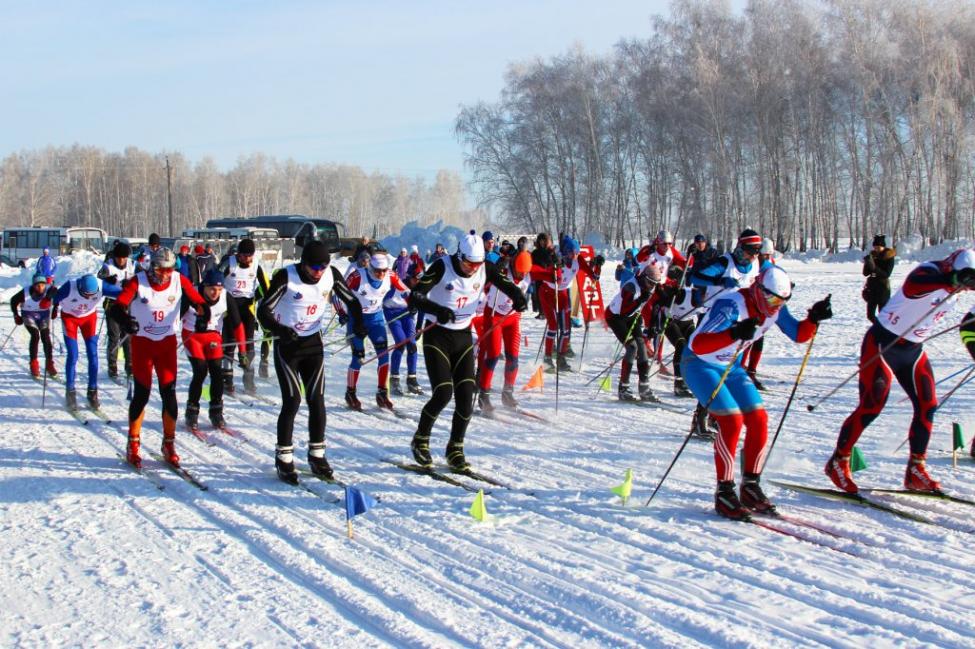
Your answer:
[0,251,106,303]
[380,220,469,258]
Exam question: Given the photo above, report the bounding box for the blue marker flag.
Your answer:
[345,485,379,520]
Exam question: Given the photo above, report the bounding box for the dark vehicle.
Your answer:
[205,215,342,252]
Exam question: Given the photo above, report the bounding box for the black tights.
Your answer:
[417,326,476,445]
[273,335,326,447]
[187,357,224,416]
[26,325,53,361]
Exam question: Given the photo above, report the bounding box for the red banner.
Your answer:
[578,245,606,327]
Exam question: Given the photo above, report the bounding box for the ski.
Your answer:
[65,406,90,426]
[288,474,342,504]
[752,509,850,541]
[623,399,693,415]
[115,452,167,490]
[298,469,348,489]
[770,481,935,525]
[382,458,486,493]
[184,424,216,447]
[863,488,975,507]
[508,406,548,423]
[743,517,856,556]
[145,450,209,491]
[86,407,113,424]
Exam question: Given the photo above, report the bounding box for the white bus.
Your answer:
[180,227,279,241]
[0,227,108,264]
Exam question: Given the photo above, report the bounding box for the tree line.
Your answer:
[455,0,975,252]
[0,146,478,239]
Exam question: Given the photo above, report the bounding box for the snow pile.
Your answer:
[380,220,469,258]
[0,251,105,303]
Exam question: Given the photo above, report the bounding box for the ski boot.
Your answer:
[307,442,334,480]
[501,386,518,409]
[618,383,637,402]
[406,375,424,395]
[446,441,470,472]
[161,437,180,467]
[904,453,941,492]
[275,445,298,485]
[740,473,776,514]
[209,402,226,430]
[86,388,100,410]
[107,362,118,379]
[65,389,78,411]
[692,405,715,441]
[222,370,235,396]
[45,358,58,377]
[259,359,270,379]
[390,376,404,397]
[126,436,142,469]
[562,346,576,358]
[185,402,200,431]
[29,359,40,378]
[411,432,432,467]
[556,354,572,372]
[747,369,766,392]
[824,452,858,493]
[971,435,975,460]
[638,382,661,403]
[345,388,362,411]
[478,389,495,415]
[543,355,556,373]
[715,481,750,521]
[376,388,393,410]
[673,378,693,398]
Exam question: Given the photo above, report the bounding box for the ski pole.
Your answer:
[590,312,643,398]
[42,358,50,407]
[0,324,19,352]
[805,297,970,413]
[646,342,743,506]
[360,321,437,366]
[896,363,974,404]
[760,330,818,471]
[894,365,975,453]
[328,308,415,353]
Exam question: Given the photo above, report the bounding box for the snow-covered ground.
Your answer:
[2,257,975,648]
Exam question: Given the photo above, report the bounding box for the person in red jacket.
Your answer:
[109,248,209,469]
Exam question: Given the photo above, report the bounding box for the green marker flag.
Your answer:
[469,489,490,522]
[201,384,210,402]
[611,469,633,505]
[850,446,868,472]
[952,422,966,451]
[599,374,612,392]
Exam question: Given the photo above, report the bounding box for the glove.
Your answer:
[512,292,528,313]
[238,354,251,370]
[14,315,22,326]
[721,277,739,289]
[338,312,349,326]
[728,318,758,341]
[353,319,368,339]
[51,308,59,320]
[807,294,833,324]
[194,316,209,333]
[125,317,140,335]
[954,267,975,289]
[593,254,605,268]
[434,304,456,325]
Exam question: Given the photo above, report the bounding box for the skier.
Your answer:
[960,308,975,459]
[654,263,706,399]
[257,241,362,483]
[683,265,832,519]
[605,262,663,402]
[34,248,57,283]
[685,234,718,271]
[861,234,896,324]
[98,241,135,378]
[825,249,975,494]
[383,257,422,397]
[477,247,533,411]
[636,230,686,277]
[181,269,247,431]
[341,253,408,410]
[407,231,527,471]
[10,274,59,378]
[739,238,777,390]
[689,228,763,302]
[217,238,269,395]
[109,248,210,469]
[530,236,600,371]
[54,274,121,410]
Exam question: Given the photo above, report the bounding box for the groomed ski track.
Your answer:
[3,259,975,647]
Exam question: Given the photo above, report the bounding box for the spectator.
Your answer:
[35,247,57,283]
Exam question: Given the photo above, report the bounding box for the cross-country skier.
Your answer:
[98,241,135,379]
[825,249,975,494]
[54,274,121,410]
[383,256,422,397]
[181,269,247,431]
[10,274,59,378]
[684,265,831,519]
[341,253,408,410]
[960,308,975,459]
[407,231,527,471]
[739,238,777,391]
[637,231,686,370]
[477,247,533,412]
[216,238,269,395]
[257,241,362,483]
[654,263,707,398]
[605,261,663,402]
[109,248,210,469]
[530,236,600,372]
[689,228,762,302]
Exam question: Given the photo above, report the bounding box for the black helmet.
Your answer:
[300,241,330,268]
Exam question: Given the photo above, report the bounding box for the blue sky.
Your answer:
[1,1,730,179]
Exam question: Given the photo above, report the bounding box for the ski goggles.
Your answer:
[761,286,790,310]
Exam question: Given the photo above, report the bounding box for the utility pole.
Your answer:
[165,156,174,236]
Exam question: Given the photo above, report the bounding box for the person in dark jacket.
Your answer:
[686,234,718,276]
[862,234,896,324]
